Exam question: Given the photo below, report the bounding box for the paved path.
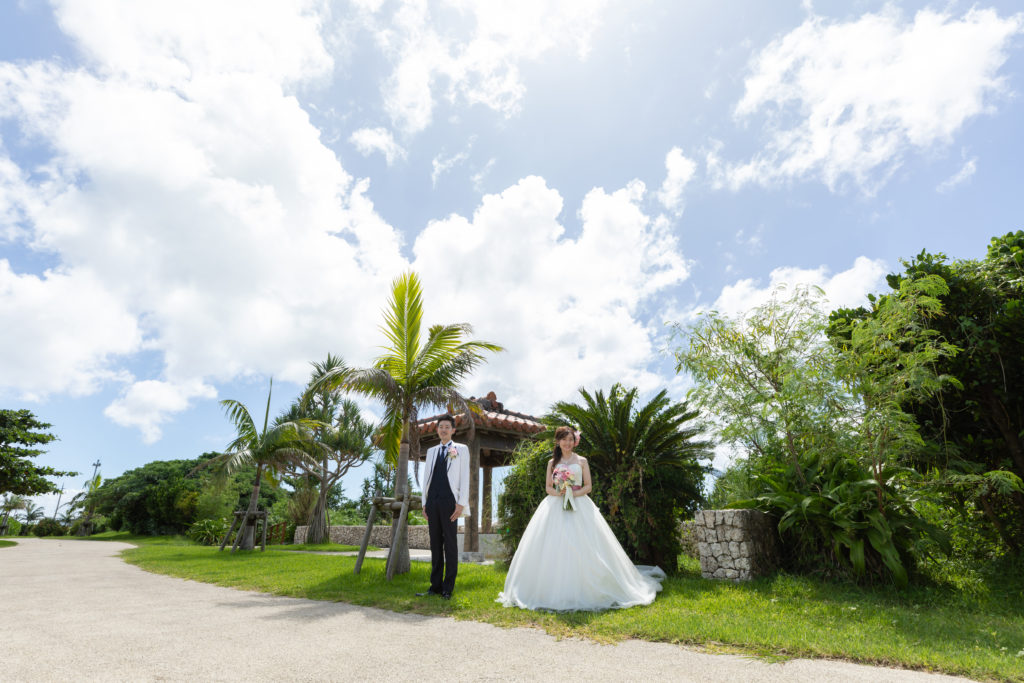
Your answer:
[0,539,971,682]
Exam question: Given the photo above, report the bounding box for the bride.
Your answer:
[497,426,665,612]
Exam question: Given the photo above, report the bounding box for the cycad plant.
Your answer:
[547,384,712,573]
[309,271,502,576]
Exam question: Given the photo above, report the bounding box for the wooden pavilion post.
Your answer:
[466,434,480,553]
[482,465,492,533]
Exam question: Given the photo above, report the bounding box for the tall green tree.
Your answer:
[0,410,76,495]
[200,380,318,550]
[309,271,503,576]
[829,231,1024,554]
[544,384,711,574]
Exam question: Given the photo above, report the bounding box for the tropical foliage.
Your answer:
[675,281,956,584]
[308,271,502,576]
[829,231,1024,555]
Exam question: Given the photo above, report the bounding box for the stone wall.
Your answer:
[693,509,780,581]
[293,526,504,559]
[294,524,431,549]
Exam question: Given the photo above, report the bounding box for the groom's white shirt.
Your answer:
[421,441,471,516]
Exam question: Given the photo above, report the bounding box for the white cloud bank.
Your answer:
[711,7,1023,194]
[0,2,688,439]
[411,176,690,412]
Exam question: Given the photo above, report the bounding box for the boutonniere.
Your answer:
[446,446,458,461]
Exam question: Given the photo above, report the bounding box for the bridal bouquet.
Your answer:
[553,468,578,512]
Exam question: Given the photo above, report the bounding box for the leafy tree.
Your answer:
[829,231,1024,554]
[0,410,76,496]
[309,271,502,576]
[93,459,204,535]
[199,380,317,550]
[544,385,711,574]
[283,355,376,544]
[675,282,955,585]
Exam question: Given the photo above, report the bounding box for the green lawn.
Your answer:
[0,539,16,548]
[119,544,1024,681]
[274,542,375,552]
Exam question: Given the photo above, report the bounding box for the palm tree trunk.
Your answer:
[306,482,330,545]
[387,434,411,576]
[239,464,263,551]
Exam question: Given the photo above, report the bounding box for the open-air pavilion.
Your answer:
[414,391,544,554]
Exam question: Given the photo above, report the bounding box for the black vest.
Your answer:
[427,445,455,506]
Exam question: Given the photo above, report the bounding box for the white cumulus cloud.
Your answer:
[349,127,406,164]
[656,147,698,214]
[410,175,690,414]
[714,7,1023,194]
[712,256,888,320]
[104,379,217,444]
[361,0,610,134]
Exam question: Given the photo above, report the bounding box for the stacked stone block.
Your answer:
[693,509,779,581]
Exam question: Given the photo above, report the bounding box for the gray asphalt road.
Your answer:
[0,538,972,682]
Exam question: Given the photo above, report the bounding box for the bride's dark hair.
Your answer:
[552,425,575,466]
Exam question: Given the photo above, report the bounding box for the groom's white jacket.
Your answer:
[421,441,471,516]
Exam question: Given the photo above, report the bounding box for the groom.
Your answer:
[417,414,470,599]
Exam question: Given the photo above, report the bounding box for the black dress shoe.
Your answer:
[416,589,441,597]
[441,592,452,600]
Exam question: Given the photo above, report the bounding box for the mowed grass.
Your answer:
[274,542,373,552]
[121,545,1024,681]
[0,539,16,548]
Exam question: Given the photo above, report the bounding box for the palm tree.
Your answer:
[547,384,712,573]
[18,500,44,533]
[1,494,25,535]
[309,271,503,576]
[198,379,319,550]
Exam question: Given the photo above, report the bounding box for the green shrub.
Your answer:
[69,515,109,536]
[497,440,555,561]
[33,518,68,537]
[188,518,228,545]
[1,518,21,536]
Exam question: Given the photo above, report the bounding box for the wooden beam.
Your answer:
[482,466,492,533]
[466,435,480,552]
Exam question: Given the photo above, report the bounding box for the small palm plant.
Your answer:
[198,379,320,550]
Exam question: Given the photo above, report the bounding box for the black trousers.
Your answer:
[425,498,458,594]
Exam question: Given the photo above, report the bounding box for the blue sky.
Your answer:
[1,0,1021,515]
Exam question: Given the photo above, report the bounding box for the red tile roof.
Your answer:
[415,392,544,437]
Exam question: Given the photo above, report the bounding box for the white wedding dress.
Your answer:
[497,463,665,612]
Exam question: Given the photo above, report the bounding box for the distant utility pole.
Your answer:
[52,483,65,521]
[90,460,101,481]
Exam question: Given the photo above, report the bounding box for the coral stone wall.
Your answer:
[294,524,431,549]
[693,509,780,581]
